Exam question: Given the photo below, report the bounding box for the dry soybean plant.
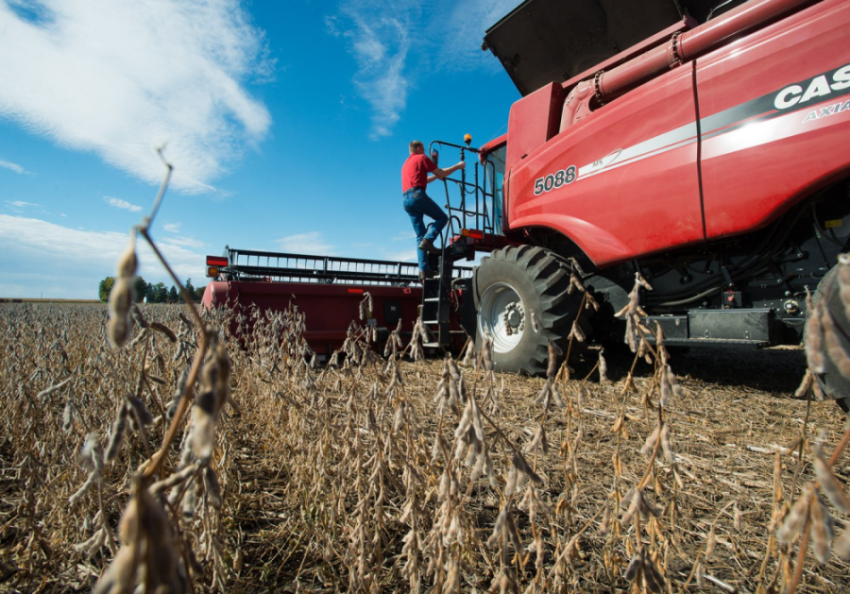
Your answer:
[771,255,850,594]
[2,198,850,591]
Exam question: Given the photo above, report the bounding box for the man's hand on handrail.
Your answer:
[427,160,465,184]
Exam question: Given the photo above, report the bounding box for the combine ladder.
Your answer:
[420,250,478,349]
[420,253,454,349]
[418,138,503,348]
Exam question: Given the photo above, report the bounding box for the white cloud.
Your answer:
[161,236,205,250]
[390,230,416,241]
[0,159,27,174]
[273,231,334,255]
[327,0,517,139]
[6,200,41,208]
[384,249,417,262]
[331,2,413,139]
[159,222,203,249]
[104,196,142,212]
[436,0,518,72]
[0,214,204,294]
[0,0,272,192]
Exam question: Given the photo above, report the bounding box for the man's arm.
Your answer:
[427,161,465,184]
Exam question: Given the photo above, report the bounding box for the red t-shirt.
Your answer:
[401,154,437,192]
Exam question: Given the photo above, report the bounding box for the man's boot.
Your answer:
[418,238,441,255]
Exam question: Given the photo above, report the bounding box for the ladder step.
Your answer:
[423,297,441,302]
[422,320,439,325]
[422,342,442,348]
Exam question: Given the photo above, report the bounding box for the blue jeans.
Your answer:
[403,187,448,271]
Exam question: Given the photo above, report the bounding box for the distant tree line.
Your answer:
[98,276,205,304]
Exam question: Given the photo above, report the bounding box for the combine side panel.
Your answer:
[697,0,850,239]
[508,64,703,267]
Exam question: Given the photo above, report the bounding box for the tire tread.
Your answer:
[474,245,578,375]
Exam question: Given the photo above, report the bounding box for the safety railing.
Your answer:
[220,248,472,286]
[428,140,502,241]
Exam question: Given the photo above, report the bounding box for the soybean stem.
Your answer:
[140,148,173,231]
[138,228,208,478]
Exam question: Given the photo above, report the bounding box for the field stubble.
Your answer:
[0,300,848,593]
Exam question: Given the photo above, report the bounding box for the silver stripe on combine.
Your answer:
[576,122,698,181]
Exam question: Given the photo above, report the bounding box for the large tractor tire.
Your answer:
[473,245,578,375]
[812,266,850,413]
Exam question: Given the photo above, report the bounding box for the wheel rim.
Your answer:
[478,282,526,353]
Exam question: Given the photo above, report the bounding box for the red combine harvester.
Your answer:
[205,0,850,410]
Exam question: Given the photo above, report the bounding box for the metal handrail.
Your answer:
[428,140,499,240]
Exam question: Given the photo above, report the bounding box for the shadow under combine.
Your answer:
[579,344,807,396]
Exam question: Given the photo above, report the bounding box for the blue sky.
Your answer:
[0,0,520,299]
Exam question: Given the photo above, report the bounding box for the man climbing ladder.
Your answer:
[401,140,465,282]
